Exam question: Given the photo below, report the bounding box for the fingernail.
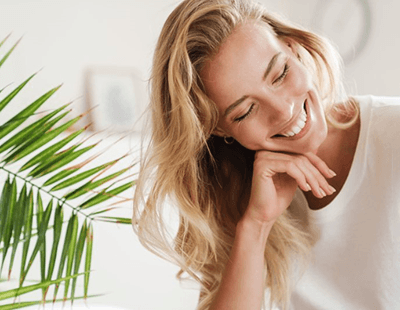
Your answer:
[306,183,312,191]
[328,185,336,194]
[319,188,327,197]
[329,169,337,177]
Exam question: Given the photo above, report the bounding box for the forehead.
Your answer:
[205,21,280,73]
[201,21,283,110]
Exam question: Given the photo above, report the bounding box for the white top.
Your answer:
[288,95,400,309]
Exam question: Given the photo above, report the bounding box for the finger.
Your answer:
[258,159,311,193]
[298,161,336,198]
[255,151,336,198]
[303,152,337,179]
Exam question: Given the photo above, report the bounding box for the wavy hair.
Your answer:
[133,0,358,309]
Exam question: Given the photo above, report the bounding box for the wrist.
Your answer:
[236,215,274,247]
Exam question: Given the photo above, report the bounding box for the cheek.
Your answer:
[288,63,313,94]
[233,123,266,150]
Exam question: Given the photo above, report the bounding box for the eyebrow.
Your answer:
[224,52,282,118]
[263,52,281,81]
[224,95,249,118]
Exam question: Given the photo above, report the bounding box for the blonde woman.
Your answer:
[133,0,400,309]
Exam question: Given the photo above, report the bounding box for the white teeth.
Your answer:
[279,106,307,137]
[292,125,302,134]
[300,110,307,122]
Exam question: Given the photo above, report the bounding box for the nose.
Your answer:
[260,93,297,127]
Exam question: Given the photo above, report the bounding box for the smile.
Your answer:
[273,100,310,139]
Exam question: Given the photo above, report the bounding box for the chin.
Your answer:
[303,128,328,153]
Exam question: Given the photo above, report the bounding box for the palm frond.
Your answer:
[0,35,136,308]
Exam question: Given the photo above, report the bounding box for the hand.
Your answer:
[243,150,336,225]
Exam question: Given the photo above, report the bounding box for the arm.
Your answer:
[205,151,336,310]
[208,217,273,310]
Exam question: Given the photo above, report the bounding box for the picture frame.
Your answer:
[84,66,144,133]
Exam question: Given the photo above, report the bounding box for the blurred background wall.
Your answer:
[0,0,398,309]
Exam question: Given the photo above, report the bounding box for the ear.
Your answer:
[213,127,227,137]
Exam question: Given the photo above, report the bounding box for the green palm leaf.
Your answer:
[0,272,87,300]
[52,214,76,302]
[28,142,98,178]
[0,80,60,141]
[0,102,71,155]
[0,35,135,308]
[49,157,125,192]
[46,203,63,285]
[0,176,17,274]
[19,123,85,172]
[64,167,132,201]
[19,190,34,290]
[79,179,134,210]
[20,199,53,286]
[63,215,78,302]
[0,35,20,70]
[0,33,12,50]
[84,223,93,299]
[95,216,132,225]
[3,110,73,164]
[7,185,29,280]
[70,220,88,304]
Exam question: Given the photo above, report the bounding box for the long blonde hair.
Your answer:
[133,0,358,309]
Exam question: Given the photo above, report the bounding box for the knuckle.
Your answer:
[293,156,306,166]
[286,161,296,171]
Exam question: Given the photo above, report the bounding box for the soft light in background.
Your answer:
[0,0,398,309]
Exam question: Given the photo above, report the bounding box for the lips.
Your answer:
[273,100,308,138]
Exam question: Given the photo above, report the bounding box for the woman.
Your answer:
[133,0,400,309]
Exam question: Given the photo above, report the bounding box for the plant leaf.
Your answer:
[0,102,71,155]
[0,33,12,50]
[0,84,62,141]
[79,180,134,210]
[20,199,53,287]
[0,272,87,301]
[3,110,72,164]
[0,174,12,246]
[95,216,132,225]
[84,223,93,299]
[50,157,122,192]
[38,194,47,298]
[29,143,98,179]
[52,214,76,302]
[63,215,78,302]
[70,220,87,304]
[19,189,34,289]
[64,167,131,201]
[88,206,121,217]
[0,176,17,275]
[42,168,80,187]
[19,126,86,172]
[0,36,21,70]
[46,203,63,282]
[8,184,29,280]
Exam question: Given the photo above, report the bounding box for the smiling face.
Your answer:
[201,21,328,154]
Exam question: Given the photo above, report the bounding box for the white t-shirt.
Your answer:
[288,95,400,309]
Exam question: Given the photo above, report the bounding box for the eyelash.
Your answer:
[234,103,255,122]
[233,63,290,123]
[274,63,290,84]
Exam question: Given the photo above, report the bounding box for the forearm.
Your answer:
[208,217,274,310]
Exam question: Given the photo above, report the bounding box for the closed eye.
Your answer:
[234,103,255,122]
[273,63,290,84]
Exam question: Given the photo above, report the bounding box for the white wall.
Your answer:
[0,0,399,309]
